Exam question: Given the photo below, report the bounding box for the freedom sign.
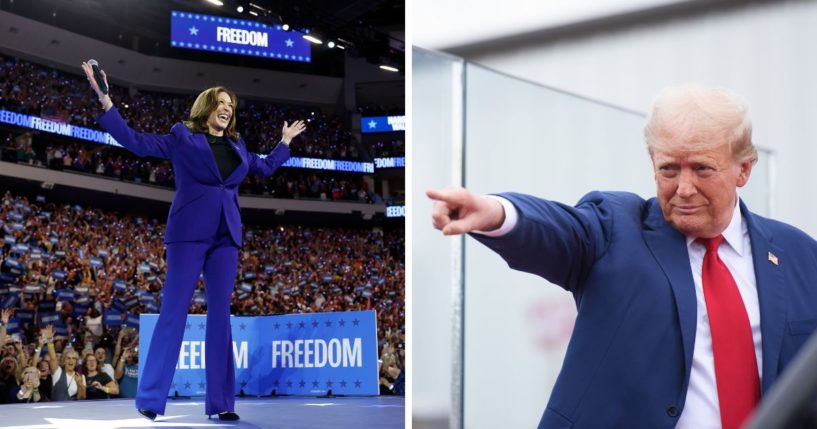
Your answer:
[170,11,311,63]
[138,310,379,397]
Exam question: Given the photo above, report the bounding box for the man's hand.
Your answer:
[427,187,506,235]
[1,308,12,324]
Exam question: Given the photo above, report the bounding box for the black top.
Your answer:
[206,134,241,180]
[85,372,113,400]
[39,374,52,401]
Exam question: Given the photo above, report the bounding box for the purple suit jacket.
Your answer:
[98,107,290,245]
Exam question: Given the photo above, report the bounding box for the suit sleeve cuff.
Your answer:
[473,195,518,237]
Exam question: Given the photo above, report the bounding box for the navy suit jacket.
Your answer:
[472,191,817,429]
[98,107,290,245]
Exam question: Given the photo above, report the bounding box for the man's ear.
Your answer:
[736,160,754,188]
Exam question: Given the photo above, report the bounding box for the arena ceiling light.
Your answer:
[336,37,351,50]
[303,34,323,44]
[248,10,258,16]
[327,41,335,48]
[282,23,291,31]
[379,65,399,72]
[249,2,269,13]
[205,0,224,6]
[236,5,244,13]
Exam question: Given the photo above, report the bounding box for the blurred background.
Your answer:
[412,0,817,427]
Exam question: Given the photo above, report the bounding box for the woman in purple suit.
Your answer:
[81,61,305,421]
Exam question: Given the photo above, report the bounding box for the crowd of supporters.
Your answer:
[356,103,404,117]
[0,54,363,160]
[0,190,404,402]
[0,54,407,203]
[2,130,386,203]
[364,137,405,158]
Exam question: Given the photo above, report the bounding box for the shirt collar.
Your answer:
[685,197,745,256]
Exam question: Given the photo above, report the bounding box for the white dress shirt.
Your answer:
[478,196,762,428]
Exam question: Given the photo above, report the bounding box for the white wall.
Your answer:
[464,0,817,236]
[413,0,689,49]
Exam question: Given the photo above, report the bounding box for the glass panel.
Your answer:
[412,47,465,429]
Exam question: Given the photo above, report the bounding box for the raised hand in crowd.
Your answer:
[74,371,87,400]
[16,367,41,403]
[0,308,12,346]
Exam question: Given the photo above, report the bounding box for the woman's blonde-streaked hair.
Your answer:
[183,86,240,140]
[60,348,79,367]
[21,366,41,388]
[644,85,758,164]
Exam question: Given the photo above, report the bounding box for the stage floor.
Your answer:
[0,396,405,428]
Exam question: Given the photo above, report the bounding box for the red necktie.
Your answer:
[700,235,760,429]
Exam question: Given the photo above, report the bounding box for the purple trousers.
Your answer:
[135,215,238,415]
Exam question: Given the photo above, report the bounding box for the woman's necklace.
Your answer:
[66,370,76,394]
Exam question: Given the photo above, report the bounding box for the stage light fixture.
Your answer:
[303,35,323,44]
[282,23,290,31]
[379,65,399,72]
[237,5,244,12]
[249,10,258,16]
[327,41,335,48]
[205,0,224,6]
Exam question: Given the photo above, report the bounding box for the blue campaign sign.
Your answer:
[170,11,311,63]
[5,318,20,334]
[280,156,374,174]
[104,310,122,326]
[139,310,379,397]
[360,115,406,133]
[374,157,406,169]
[386,205,406,218]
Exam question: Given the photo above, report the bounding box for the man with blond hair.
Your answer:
[428,86,817,429]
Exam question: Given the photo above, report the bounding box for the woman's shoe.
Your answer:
[208,412,240,421]
[137,409,157,421]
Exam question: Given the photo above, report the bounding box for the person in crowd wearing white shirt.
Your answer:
[43,326,86,401]
[95,347,115,381]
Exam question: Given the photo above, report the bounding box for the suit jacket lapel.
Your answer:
[223,137,246,184]
[741,200,786,393]
[642,199,697,381]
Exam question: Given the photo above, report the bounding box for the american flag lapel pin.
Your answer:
[768,251,779,266]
